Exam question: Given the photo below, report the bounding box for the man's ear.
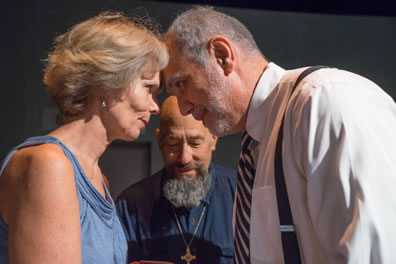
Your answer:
[211,135,218,151]
[208,36,235,76]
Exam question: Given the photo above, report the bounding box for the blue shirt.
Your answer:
[116,164,237,264]
[0,136,127,264]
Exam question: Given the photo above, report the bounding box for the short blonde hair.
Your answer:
[43,11,168,116]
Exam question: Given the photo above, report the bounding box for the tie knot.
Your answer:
[241,130,256,153]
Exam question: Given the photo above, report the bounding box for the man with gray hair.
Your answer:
[116,96,237,264]
[162,5,396,264]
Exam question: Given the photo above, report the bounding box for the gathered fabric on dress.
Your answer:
[0,136,127,264]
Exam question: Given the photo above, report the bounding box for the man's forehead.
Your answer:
[162,60,183,90]
[163,123,208,138]
[164,49,194,74]
[166,132,205,140]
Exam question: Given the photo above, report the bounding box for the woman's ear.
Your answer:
[208,36,235,76]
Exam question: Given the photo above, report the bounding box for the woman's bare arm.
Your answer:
[0,144,81,264]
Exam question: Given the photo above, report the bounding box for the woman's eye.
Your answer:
[147,84,162,95]
[156,85,164,95]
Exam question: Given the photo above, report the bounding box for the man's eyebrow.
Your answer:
[167,76,176,90]
[189,135,205,140]
[167,134,178,140]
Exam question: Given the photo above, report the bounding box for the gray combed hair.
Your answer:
[165,5,262,66]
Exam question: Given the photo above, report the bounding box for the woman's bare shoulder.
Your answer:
[8,143,72,178]
[0,143,77,223]
[0,143,82,262]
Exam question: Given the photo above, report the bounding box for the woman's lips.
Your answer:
[140,118,148,127]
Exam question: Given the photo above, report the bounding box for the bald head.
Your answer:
[159,96,184,130]
[159,96,207,136]
[156,96,217,180]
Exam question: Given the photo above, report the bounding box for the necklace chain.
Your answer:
[172,204,207,248]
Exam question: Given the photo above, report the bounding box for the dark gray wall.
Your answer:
[1,0,395,175]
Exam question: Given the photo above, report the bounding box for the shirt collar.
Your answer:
[246,62,286,143]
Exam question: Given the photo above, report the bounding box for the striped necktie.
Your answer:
[233,131,256,264]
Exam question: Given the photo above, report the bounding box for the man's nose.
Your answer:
[177,97,194,116]
[178,143,193,165]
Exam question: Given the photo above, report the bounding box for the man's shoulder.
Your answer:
[116,169,163,203]
[209,163,237,200]
[211,163,237,183]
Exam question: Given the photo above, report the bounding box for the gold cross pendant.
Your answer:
[181,246,196,264]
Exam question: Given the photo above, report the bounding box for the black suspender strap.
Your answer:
[274,66,328,263]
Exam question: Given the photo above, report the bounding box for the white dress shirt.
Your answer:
[245,62,396,264]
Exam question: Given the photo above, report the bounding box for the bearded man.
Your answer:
[116,96,237,264]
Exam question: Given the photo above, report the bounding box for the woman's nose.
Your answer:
[149,95,160,114]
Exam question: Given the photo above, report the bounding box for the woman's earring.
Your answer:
[101,98,107,108]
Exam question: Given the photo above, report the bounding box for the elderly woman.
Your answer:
[0,12,168,264]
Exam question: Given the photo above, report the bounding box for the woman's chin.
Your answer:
[121,130,140,142]
[117,126,147,142]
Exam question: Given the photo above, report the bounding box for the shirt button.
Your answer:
[191,218,196,224]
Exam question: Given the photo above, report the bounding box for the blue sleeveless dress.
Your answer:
[0,136,127,263]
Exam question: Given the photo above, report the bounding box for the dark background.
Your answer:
[159,0,396,16]
[1,0,395,194]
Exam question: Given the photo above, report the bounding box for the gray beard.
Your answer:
[205,64,233,137]
[162,165,212,208]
